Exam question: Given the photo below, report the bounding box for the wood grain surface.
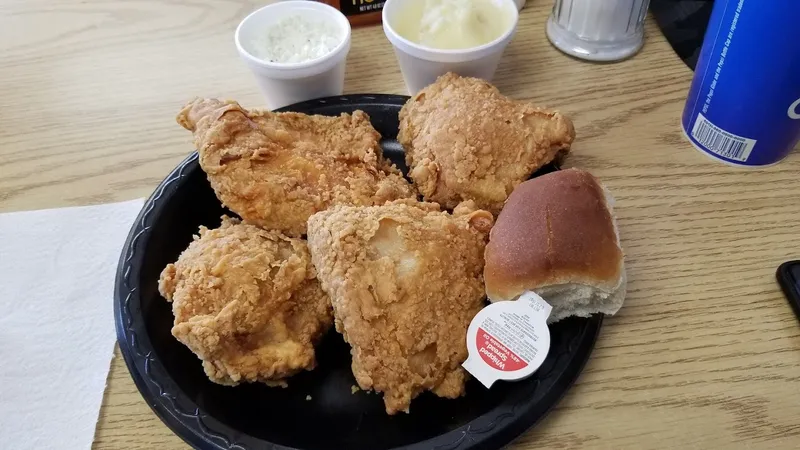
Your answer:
[2,0,800,449]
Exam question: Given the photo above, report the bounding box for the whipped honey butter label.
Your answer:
[463,292,551,388]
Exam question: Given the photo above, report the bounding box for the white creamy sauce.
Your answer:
[251,14,343,64]
[392,0,513,50]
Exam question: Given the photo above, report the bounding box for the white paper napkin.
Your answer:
[0,199,144,450]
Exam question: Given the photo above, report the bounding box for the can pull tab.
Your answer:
[462,291,551,388]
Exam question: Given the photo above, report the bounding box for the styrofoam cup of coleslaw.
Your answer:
[235,1,351,109]
[382,0,519,94]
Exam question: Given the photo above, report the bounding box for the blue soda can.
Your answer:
[682,0,800,167]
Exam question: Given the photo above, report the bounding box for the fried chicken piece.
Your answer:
[398,72,575,215]
[158,216,333,386]
[307,200,494,414]
[177,98,416,236]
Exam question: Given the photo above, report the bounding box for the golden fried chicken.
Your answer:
[158,216,332,386]
[398,73,575,215]
[177,98,416,236]
[306,200,493,414]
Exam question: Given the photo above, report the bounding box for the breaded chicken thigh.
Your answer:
[307,200,493,414]
[158,216,332,386]
[177,98,415,236]
[399,73,575,215]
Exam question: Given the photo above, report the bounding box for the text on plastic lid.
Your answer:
[463,291,552,388]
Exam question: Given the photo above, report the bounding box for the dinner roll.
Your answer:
[484,168,626,323]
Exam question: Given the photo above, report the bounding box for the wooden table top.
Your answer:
[3,0,800,448]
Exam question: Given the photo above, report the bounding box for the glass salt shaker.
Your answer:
[546,0,651,62]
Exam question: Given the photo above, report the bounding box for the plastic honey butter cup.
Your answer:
[463,291,551,388]
[235,1,351,110]
[382,0,519,94]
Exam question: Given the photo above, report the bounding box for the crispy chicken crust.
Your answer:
[158,216,332,386]
[177,98,416,236]
[307,200,493,414]
[399,73,575,215]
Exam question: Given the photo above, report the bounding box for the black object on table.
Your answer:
[650,0,714,69]
[114,95,604,450]
[777,261,800,322]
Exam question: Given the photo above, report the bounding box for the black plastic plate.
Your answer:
[114,95,603,450]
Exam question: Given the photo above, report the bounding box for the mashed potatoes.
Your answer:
[392,0,514,49]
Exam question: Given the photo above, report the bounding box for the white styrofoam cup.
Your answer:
[382,0,519,94]
[235,1,351,110]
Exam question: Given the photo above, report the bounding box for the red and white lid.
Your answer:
[462,291,552,388]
